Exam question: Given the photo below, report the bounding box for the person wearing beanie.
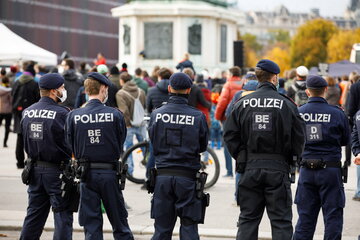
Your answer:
[11,62,40,169]
[224,59,306,240]
[287,65,309,105]
[294,75,349,239]
[109,65,121,90]
[148,72,209,240]
[65,72,134,239]
[120,62,128,73]
[20,73,73,240]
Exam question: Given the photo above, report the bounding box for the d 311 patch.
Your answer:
[252,112,272,131]
[29,122,43,140]
[306,124,323,141]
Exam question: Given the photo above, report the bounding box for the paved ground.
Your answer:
[0,128,359,239]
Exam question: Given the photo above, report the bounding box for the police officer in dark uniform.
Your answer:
[20,73,73,240]
[148,72,209,240]
[294,75,349,240]
[65,72,133,240]
[223,59,306,240]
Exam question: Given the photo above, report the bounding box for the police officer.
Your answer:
[294,75,349,240]
[223,59,306,240]
[20,73,73,240]
[148,72,209,240]
[65,72,133,240]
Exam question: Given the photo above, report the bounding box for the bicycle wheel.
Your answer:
[122,141,149,184]
[201,147,220,189]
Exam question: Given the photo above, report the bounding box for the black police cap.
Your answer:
[256,59,280,74]
[39,73,64,90]
[306,75,328,89]
[169,72,193,90]
[87,72,111,86]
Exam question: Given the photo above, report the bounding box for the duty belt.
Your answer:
[89,162,116,170]
[300,159,341,169]
[34,160,62,169]
[157,168,197,179]
[246,153,289,173]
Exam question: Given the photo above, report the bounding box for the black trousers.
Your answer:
[0,113,11,146]
[16,133,25,167]
[236,168,293,240]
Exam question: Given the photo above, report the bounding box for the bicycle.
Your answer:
[122,140,220,189]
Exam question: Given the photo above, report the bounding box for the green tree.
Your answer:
[241,33,263,53]
[290,19,338,68]
[327,28,360,63]
[268,29,291,45]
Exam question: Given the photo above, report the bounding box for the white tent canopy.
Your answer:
[0,23,57,66]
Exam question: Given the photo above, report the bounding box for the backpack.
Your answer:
[122,89,145,127]
[291,84,308,106]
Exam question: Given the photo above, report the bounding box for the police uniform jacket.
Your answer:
[224,81,305,160]
[21,97,71,163]
[65,99,126,163]
[148,95,208,171]
[299,97,349,161]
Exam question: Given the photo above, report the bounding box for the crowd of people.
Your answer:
[1,53,360,240]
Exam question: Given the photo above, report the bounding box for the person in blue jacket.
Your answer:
[65,72,133,240]
[294,75,350,240]
[148,72,209,240]
[20,73,73,240]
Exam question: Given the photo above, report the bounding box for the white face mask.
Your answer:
[57,89,67,103]
[58,66,64,74]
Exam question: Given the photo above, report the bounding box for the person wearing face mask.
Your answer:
[148,72,209,240]
[65,72,134,240]
[223,59,306,240]
[20,73,73,240]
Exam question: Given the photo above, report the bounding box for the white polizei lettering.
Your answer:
[155,113,195,125]
[242,98,284,109]
[23,109,56,119]
[74,113,114,124]
[300,113,331,123]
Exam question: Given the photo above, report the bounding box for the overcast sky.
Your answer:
[236,0,350,17]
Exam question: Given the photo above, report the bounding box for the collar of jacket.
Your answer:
[257,81,277,91]
[86,99,103,106]
[168,95,189,104]
[39,96,57,105]
[308,97,327,104]
[227,76,241,82]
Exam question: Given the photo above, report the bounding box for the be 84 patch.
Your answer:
[252,112,272,131]
[306,124,323,141]
[29,122,43,140]
[86,128,104,146]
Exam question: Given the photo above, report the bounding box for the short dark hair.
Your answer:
[135,68,142,76]
[63,58,75,69]
[255,68,275,83]
[308,87,325,97]
[229,66,241,77]
[158,68,172,80]
[120,72,132,83]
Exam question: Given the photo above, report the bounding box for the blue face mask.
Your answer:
[85,94,89,102]
[276,81,280,91]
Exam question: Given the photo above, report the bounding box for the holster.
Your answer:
[117,161,128,190]
[199,192,210,224]
[342,162,348,183]
[289,156,297,184]
[76,158,90,182]
[196,171,210,224]
[60,162,80,212]
[236,150,247,174]
[21,158,34,185]
[146,168,157,194]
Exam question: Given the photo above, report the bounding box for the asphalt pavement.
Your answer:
[0,129,359,239]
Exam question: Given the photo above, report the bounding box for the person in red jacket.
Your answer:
[93,53,106,66]
[215,66,243,121]
[195,74,211,123]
